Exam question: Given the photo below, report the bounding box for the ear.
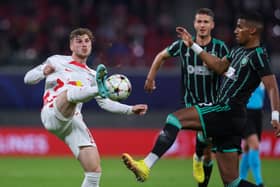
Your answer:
[249,27,257,35]
[70,41,73,51]
[211,21,215,30]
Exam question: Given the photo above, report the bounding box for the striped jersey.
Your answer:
[218,46,272,106]
[167,38,229,107]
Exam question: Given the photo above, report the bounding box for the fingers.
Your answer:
[271,121,280,137]
[176,26,190,36]
[136,105,148,115]
[144,80,156,93]
[176,27,186,33]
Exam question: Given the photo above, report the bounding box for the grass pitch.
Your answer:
[0,156,279,187]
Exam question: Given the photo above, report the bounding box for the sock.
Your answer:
[248,149,263,185]
[240,152,249,180]
[198,161,213,187]
[144,152,159,168]
[151,124,180,158]
[237,179,257,187]
[225,177,241,187]
[196,134,208,158]
[67,86,98,103]
[81,172,101,187]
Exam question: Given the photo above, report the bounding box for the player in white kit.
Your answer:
[24,28,148,187]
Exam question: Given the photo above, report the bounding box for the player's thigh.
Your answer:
[41,105,72,137]
[173,106,201,129]
[216,151,239,184]
[64,116,97,158]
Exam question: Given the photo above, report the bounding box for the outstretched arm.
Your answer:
[176,26,230,74]
[262,74,280,137]
[24,64,55,84]
[144,49,170,93]
[95,96,148,115]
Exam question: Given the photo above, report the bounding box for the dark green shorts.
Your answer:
[195,104,245,153]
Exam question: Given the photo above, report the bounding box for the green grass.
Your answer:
[0,156,279,187]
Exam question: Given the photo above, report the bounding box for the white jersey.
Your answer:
[24,55,133,114]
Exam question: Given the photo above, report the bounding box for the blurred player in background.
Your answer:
[122,12,280,187]
[24,28,148,187]
[144,8,228,187]
[240,83,266,187]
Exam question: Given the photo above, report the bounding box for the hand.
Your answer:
[176,26,193,47]
[271,120,280,137]
[144,79,156,93]
[43,64,55,76]
[132,104,148,115]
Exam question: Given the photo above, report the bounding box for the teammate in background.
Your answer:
[240,83,266,187]
[144,8,228,187]
[24,28,148,187]
[122,11,280,187]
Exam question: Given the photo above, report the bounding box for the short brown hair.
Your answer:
[196,8,215,20]
[69,28,94,41]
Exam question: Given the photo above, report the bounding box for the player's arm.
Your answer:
[24,62,55,85]
[261,74,280,137]
[144,49,171,93]
[95,96,148,115]
[176,26,229,74]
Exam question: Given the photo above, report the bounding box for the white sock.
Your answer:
[81,172,101,187]
[144,153,159,168]
[67,86,98,103]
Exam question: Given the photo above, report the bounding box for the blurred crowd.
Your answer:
[0,0,279,69]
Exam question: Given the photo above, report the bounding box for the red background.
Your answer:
[0,127,279,158]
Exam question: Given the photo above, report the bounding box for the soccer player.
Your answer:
[24,28,148,187]
[240,83,266,187]
[122,12,280,187]
[144,8,228,187]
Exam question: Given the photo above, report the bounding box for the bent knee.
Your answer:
[166,114,182,129]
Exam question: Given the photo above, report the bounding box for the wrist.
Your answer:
[146,77,154,82]
[272,110,279,122]
[191,43,203,55]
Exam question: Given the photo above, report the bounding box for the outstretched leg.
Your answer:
[122,106,202,182]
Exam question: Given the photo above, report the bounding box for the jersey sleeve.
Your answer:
[220,42,229,57]
[166,40,182,57]
[24,62,47,85]
[226,48,235,62]
[250,47,272,77]
[95,96,133,115]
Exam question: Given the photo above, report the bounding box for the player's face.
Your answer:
[234,19,251,45]
[194,14,214,38]
[70,34,92,59]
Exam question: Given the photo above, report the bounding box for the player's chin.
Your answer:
[78,53,90,59]
[235,36,241,43]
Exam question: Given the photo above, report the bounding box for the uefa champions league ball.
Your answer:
[105,74,132,101]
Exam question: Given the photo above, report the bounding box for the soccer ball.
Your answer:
[105,74,132,101]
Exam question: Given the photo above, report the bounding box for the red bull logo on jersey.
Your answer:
[68,80,83,87]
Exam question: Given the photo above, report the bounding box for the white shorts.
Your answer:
[41,103,96,158]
